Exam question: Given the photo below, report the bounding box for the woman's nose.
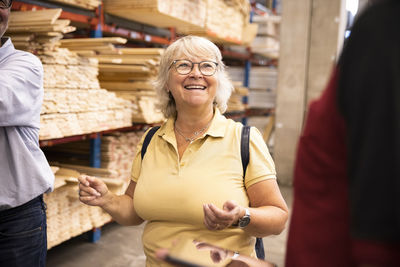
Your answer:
[189,64,203,77]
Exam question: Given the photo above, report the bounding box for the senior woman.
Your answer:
[78,35,288,266]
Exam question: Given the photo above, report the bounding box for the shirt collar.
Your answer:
[0,37,14,62]
[157,107,228,142]
[206,108,227,138]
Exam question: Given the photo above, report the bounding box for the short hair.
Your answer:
[153,35,234,118]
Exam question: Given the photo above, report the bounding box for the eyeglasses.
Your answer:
[170,59,218,76]
[0,0,12,9]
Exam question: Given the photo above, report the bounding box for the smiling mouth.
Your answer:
[184,85,207,90]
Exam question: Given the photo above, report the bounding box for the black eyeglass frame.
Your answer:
[0,0,12,9]
[169,59,219,76]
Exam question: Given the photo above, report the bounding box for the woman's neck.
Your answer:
[175,106,214,133]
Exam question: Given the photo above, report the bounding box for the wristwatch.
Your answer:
[238,208,251,228]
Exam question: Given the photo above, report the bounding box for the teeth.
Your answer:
[185,85,206,89]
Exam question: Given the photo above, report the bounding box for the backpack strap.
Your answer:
[141,126,160,159]
[240,125,266,260]
[241,125,251,178]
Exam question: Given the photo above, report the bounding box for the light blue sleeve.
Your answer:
[0,52,43,128]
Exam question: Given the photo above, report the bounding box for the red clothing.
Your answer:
[286,2,400,265]
[285,68,355,267]
[285,66,400,266]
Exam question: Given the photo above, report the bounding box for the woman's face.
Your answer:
[167,56,218,113]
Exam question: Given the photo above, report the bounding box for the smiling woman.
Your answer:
[154,35,233,119]
[78,35,288,267]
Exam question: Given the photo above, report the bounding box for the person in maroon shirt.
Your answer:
[285,0,400,266]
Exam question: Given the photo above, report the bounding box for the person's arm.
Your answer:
[78,176,144,226]
[0,53,43,127]
[241,179,288,236]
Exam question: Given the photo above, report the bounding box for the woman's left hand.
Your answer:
[203,200,244,230]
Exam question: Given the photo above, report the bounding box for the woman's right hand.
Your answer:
[78,175,110,207]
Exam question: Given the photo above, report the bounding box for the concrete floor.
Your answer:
[47,185,293,267]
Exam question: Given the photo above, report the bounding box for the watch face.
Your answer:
[239,216,250,228]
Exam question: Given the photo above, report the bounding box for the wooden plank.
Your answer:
[60,37,127,45]
[47,0,101,10]
[74,50,96,56]
[94,56,153,65]
[119,48,164,55]
[98,64,150,73]
[61,44,117,52]
[9,34,34,41]
[7,25,60,33]
[54,19,72,28]
[9,9,62,25]
[262,115,275,143]
[100,81,153,90]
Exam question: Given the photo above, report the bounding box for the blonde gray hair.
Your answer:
[153,35,234,118]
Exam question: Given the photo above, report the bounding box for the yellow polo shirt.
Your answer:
[131,109,276,266]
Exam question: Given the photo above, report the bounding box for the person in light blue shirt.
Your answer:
[0,1,54,266]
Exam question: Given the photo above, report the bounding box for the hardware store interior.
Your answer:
[3,0,395,266]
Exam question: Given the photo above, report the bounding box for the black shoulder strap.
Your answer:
[141,126,160,159]
[241,125,251,178]
[240,125,265,260]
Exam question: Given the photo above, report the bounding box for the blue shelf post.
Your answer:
[89,133,102,168]
[87,2,103,243]
[90,4,103,38]
[88,133,102,242]
[242,60,251,125]
[88,227,102,243]
[272,0,278,12]
[242,9,254,125]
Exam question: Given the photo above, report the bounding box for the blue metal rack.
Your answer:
[242,9,255,126]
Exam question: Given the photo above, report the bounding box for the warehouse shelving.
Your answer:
[12,0,98,25]
[39,123,153,147]
[12,0,172,45]
[38,109,253,148]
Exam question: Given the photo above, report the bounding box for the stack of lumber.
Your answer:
[6,9,76,53]
[47,0,101,10]
[43,130,145,183]
[103,0,206,34]
[247,67,278,109]
[99,47,165,123]
[227,65,277,109]
[179,0,252,45]
[204,0,250,43]
[251,14,281,59]
[7,10,133,140]
[45,167,124,249]
[39,48,100,89]
[103,0,254,45]
[61,38,165,124]
[100,131,144,179]
[59,37,127,56]
[226,82,248,113]
[39,47,132,140]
